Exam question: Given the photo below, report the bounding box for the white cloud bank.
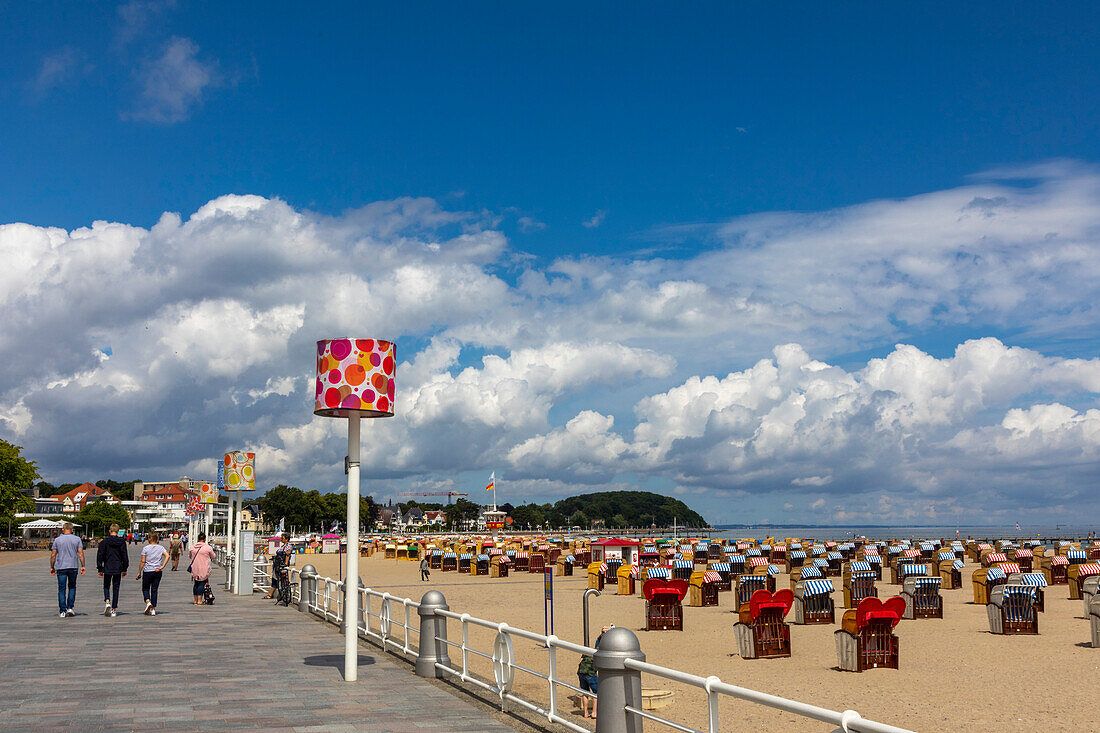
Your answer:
[2,162,1100,522]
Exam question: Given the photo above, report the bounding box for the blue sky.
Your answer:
[2,2,1100,524]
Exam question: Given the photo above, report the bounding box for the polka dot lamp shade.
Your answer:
[314,338,396,418]
[223,451,256,491]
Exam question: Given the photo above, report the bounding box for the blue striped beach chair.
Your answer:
[987,584,1038,634]
[794,578,835,624]
[902,575,943,619]
[737,573,768,607]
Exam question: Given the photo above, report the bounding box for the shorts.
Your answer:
[578,674,597,693]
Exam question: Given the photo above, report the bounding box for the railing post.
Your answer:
[224,553,232,589]
[299,565,317,614]
[594,627,646,733]
[415,590,451,678]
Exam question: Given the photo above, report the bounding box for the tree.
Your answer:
[76,501,131,537]
[0,440,38,517]
[95,479,138,501]
[569,510,589,528]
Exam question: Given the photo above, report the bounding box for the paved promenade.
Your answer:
[0,548,514,732]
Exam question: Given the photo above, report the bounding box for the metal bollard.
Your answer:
[415,590,451,679]
[340,578,366,633]
[594,627,646,733]
[224,554,232,589]
[299,565,317,614]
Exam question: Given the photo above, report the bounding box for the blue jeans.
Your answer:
[56,569,78,612]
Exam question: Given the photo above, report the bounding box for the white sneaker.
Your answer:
[104,601,112,616]
[109,610,118,617]
[59,611,67,618]
[143,601,152,615]
[149,609,156,616]
[66,609,75,617]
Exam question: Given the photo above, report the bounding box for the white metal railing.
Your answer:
[432,609,595,733]
[621,658,912,733]
[276,572,913,733]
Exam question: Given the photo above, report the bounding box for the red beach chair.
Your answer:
[835,596,905,672]
[734,589,793,659]
[644,578,688,631]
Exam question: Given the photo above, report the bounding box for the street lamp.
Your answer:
[314,338,395,682]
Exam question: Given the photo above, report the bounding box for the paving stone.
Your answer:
[0,549,513,732]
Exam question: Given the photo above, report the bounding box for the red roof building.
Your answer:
[50,483,120,513]
[591,538,640,565]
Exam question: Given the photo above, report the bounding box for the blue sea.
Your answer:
[713,524,1097,542]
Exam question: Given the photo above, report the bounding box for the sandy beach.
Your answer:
[283,550,1098,732]
[0,550,47,569]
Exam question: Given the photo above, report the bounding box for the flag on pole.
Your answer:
[486,471,495,491]
[277,517,285,533]
[330,520,340,533]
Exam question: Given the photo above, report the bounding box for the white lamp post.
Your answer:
[314,338,395,682]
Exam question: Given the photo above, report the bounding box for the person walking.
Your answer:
[263,533,293,600]
[96,523,129,617]
[419,556,430,581]
[137,532,169,615]
[169,534,183,571]
[50,522,85,618]
[188,532,216,605]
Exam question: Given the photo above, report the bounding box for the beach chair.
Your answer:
[556,554,574,576]
[940,558,964,590]
[384,543,397,559]
[1005,572,1046,612]
[574,548,591,567]
[987,585,1039,635]
[529,552,546,574]
[707,561,732,592]
[457,553,473,573]
[835,596,905,672]
[737,573,768,607]
[617,564,638,595]
[1009,548,1033,573]
[429,549,443,569]
[972,567,1006,604]
[982,552,1008,569]
[771,544,788,565]
[734,589,793,659]
[786,550,807,573]
[1080,575,1100,616]
[897,563,928,585]
[587,562,605,590]
[825,551,843,577]
[1090,595,1100,648]
[844,567,878,608]
[708,542,724,562]
[491,555,510,577]
[1042,555,1069,585]
[793,578,835,624]
[513,551,530,572]
[673,558,694,581]
[1065,548,1088,569]
[1068,563,1100,601]
[547,547,561,563]
[689,570,720,607]
[726,553,747,580]
[473,554,490,576]
[693,542,709,564]
[643,578,688,631]
[441,551,458,572]
[901,576,943,619]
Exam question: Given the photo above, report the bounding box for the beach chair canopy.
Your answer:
[643,578,688,602]
[695,542,708,550]
[749,557,769,568]
[477,554,489,561]
[431,550,443,556]
[804,579,835,595]
[849,561,872,572]
[827,552,843,560]
[850,570,877,581]
[902,549,921,558]
[1051,556,1069,566]
[710,562,731,572]
[748,589,793,620]
[761,544,772,552]
[1014,573,1046,586]
[702,571,722,583]
[444,552,457,558]
[1014,548,1033,558]
[813,558,829,568]
[986,567,1007,581]
[767,564,782,576]
[997,562,1021,574]
[921,543,935,551]
[952,559,965,570]
[938,552,955,561]
[863,547,880,556]
[564,554,575,562]
[900,564,928,576]
[987,553,1008,563]
[515,551,529,559]
[647,567,671,580]
[1078,563,1100,577]
[855,596,905,630]
[914,576,942,590]
[1067,550,1088,561]
[800,566,824,579]
[727,554,746,563]
[459,553,472,560]
[747,548,762,557]
[790,550,807,560]
[674,559,694,569]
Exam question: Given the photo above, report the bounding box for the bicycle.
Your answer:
[273,565,295,607]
